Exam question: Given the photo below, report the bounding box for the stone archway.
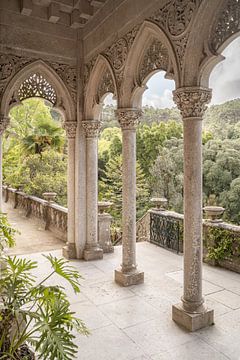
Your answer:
[0,59,78,259]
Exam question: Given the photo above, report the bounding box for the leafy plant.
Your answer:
[206,227,240,261]
[0,216,89,360]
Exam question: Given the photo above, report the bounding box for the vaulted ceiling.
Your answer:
[20,0,107,28]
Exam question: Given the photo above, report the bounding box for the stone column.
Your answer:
[62,121,77,259]
[82,120,103,261]
[115,109,144,286]
[172,87,214,331]
[0,116,10,212]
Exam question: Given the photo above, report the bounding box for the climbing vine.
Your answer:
[206,227,240,261]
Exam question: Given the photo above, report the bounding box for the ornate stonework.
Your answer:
[18,73,57,105]
[211,0,240,51]
[0,53,77,106]
[103,25,140,87]
[96,67,115,103]
[139,39,169,84]
[173,87,212,118]
[82,120,102,138]
[0,116,10,135]
[116,109,142,130]
[149,0,202,70]
[63,121,77,138]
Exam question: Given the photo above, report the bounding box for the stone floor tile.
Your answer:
[75,324,146,360]
[205,297,233,317]
[99,296,162,329]
[124,317,195,356]
[81,280,135,305]
[150,338,229,360]
[207,289,240,309]
[70,301,112,330]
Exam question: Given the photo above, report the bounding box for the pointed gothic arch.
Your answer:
[84,55,117,120]
[1,59,75,122]
[119,21,179,108]
[198,0,240,87]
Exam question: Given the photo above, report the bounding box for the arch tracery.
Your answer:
[210,0,240,53]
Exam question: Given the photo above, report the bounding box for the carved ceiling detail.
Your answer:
[211,0,240,52]
[139,39,169,84]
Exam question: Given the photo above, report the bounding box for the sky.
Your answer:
[105,37,240,108]
[142,37,240,108]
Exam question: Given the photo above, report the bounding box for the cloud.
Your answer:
[143,88,174,108]
[210,37,240,104]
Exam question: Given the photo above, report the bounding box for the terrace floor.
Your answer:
[3,203,240,359]
[3,201,63,255]
[19,244,240,360]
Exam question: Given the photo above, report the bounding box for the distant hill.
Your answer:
[102,98,240,134]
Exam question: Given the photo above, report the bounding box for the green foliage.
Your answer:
[0,252,89,360]
[99,155,149,225]
[0,213,17,255]
[206,227,240,261]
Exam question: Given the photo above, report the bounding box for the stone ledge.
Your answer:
[115,269,144,287]
[172,303,214,332]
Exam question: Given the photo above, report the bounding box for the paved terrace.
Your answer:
[3,204,240,360]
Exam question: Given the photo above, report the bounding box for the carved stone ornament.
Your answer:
[96,68,115,103]
[139,39,169,84]
[116,109,142,130]
[0,115,10,135]
[173,87,212,119]
[63,121,77,138]
[0,52,77,107]
[18,73,57,105]
[82,120,102,138]
[211,0,240,51]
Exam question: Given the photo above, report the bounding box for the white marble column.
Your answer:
[62,121,77,259]
[172,87,214,331]
[115,109,144,286]
[0,116,10,212]
[82,120,103,261]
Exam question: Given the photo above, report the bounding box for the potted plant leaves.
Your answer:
[0,213,89,359]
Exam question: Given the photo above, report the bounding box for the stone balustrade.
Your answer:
[136,207,240,274]
[3,186,68,242]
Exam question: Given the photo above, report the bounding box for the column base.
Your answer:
[83,247,103,261]
[115,268,144,287]
[103,243,114,253]
[172,303,214,332]
[62,243,77,259]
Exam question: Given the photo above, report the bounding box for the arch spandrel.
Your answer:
[119,21,179,109]
[84,55,117,120]
[199,0,240,87]
[1,59,76,122]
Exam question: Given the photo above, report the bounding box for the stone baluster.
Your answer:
[0,116,10,212]
[114,109,144,286]
[82,120,103,260]
[172,87,214,331]
[62,121,77,259]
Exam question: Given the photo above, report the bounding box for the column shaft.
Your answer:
[82,120,103,261]
[122,128,136,271]
[62,121,77,259]
[172,87,214,331]
[114,108,144,286]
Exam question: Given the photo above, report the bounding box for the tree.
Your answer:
[99,155,149,225]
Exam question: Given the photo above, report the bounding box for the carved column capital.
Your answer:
[0,116,10,135]
[63,121,77,138]
[173,87,212,119]
[82,120,102,138]
[116,108,142,130]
